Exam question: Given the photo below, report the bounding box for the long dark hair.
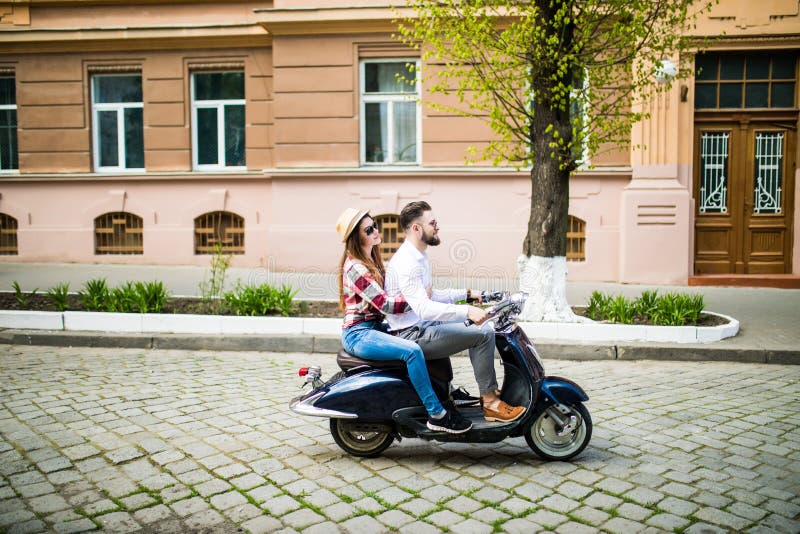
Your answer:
[337,214,386,310]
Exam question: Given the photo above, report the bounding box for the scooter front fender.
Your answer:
[540,376,589,405]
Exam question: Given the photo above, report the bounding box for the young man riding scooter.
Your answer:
[385,201,525,424]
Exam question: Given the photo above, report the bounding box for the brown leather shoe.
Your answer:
[482,400,525,422]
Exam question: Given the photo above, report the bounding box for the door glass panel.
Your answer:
[772,54,796,79]
[695,54,717,81]
[695,85,717,109]
[719,84,742,107]
[753,132,783,215]
[699,132,729,214]
[720,55,744,80]
[745,83,768,108]
[771,82,795,108]
[746,56,769,80]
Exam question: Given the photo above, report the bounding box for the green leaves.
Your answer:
[78,278,170,313]
[46,282,71,312]
[223,283,299,317]
[585,289,706,326]
[396,0,714,168]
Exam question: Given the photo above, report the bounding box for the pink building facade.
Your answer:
[0,1,798,285]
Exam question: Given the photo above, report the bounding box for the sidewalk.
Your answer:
[1,262,798,363]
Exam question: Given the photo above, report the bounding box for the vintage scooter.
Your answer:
[290,292,592,460]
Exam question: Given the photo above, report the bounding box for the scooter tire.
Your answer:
[525,402,592,461]
[330,419,395,458]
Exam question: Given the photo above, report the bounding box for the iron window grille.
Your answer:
[94,212,143,255]
[194,211,245,254]
[374,214,406,262]
[0,213,18,255]
[566,215,586,262]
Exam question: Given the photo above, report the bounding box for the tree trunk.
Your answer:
[519,0,586,323]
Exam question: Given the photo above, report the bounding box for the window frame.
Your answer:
[91,73,145,173]
[191,71,247,172]
[359,58,422,167]
[0,75,18,173]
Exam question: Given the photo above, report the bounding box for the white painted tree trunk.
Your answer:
[517,254,590,323]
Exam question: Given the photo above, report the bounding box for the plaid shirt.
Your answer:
[342,256,409,329]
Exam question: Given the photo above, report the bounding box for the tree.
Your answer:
[397,0,714,321]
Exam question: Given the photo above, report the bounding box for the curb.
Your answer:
[1,329,796,365]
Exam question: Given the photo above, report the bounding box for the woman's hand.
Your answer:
[426,285,433,298]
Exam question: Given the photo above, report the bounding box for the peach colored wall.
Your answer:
[10,48,273,174]
[263,172,623,281]
[0,178,272,267]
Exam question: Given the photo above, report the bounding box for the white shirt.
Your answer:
[384,240,468,331]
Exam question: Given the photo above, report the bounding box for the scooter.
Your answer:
[290,292,592,460]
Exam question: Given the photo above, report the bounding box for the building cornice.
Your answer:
[255,5,413,36]
[687,33,800,50]
[0,24,270,54]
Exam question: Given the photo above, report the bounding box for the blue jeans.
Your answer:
[342,321,444,417]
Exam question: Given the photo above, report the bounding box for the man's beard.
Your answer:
[422,229,440,246]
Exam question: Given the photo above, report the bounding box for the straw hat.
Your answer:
[336,208,369,242]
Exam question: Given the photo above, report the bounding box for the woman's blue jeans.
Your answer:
[342,321,444,417]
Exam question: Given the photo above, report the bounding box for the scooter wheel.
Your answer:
[330,419,394,458]
[525,402,592,461]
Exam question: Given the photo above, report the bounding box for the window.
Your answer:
[374,214,406,262]
[0,76,18,172]
[194,211,244,254]
[695,52,797,110]
[192,72,246,170]
[94,212,143,255]
[0,213,18,255]
[566,215,586,262]
[92,75,144,171]
[360,60,420,165]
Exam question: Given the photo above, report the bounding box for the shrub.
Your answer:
[223,283,298,317]
[607,295,634,324]
[12,281,38,307]
[79,278,110,311]
[586,289,706,326]
[586,290,608,321]
[108,282,139,313]
[46,283,71,311]
[134,281,169,314]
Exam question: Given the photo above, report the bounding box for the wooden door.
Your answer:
[694,117,796,274]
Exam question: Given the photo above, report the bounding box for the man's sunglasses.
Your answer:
[364,223,380,236]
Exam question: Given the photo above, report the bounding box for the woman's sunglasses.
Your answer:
[364,222,380,236]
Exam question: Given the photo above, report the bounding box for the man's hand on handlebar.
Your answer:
[466,305,489,326]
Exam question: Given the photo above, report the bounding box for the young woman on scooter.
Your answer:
[336,207,471,434]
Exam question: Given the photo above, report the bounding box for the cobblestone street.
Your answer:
[1,345,798,533]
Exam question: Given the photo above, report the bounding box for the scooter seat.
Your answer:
[337,348,453,383]
[337,349,406,371]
